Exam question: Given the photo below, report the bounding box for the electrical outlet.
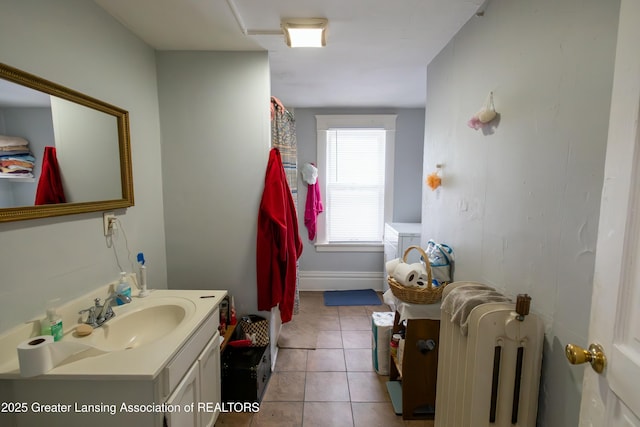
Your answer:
[103,212,116,236]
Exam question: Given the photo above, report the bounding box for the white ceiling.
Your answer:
[94,0,486,108]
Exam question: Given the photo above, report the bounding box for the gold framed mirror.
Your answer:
[0,63,133,222]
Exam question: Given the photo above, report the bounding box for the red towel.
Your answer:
[256,148,303,323]
[35,146,66,205]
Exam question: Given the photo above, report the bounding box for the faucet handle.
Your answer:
[79,306,97,326]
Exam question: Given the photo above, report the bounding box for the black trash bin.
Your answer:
[221,344,271,403]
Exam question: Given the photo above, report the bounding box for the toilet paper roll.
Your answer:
[385,258,402,276]
[17,335,96,377]
[408,262,427,273]
[408,263,428,287]
[416,273,430,287]
[392,263,423,287]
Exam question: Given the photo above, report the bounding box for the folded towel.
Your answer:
[0,159,34,168]
[0,154,36,162]
[0,146,29,153]
[441,283,511,336]
[0,135,29,147]
[0,165,32,172]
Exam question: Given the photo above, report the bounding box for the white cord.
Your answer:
[116,218,136,273]
[105,228,123,272]
[105,218,135,274]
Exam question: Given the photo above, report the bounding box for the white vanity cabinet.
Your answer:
[0,291,225,427]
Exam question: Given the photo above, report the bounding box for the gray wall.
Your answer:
[422,0,620,425]
[0,0,167,333]
[156,51,271,318]
[293,108,424,274]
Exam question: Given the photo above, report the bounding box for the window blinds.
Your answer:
[325,128,386,242]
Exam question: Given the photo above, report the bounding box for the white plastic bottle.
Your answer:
[115,272,132,305]
[41,300,63,341]
[138,264,150,297]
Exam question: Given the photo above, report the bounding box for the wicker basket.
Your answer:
[387,245,446,304]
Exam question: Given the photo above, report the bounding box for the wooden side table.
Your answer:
[387,309,440,419]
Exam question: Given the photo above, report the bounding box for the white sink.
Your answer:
[71,297,196,351]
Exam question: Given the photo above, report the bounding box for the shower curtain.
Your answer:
[270,96,300,315]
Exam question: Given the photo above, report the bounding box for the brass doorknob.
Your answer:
[565,343,607,374]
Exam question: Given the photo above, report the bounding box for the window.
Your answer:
[316,115,396,251]
[325,128,386,242]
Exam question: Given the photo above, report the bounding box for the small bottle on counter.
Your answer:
[115,272,132,305]
[41,300,63,342]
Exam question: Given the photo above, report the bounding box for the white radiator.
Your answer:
[435,282,544,427]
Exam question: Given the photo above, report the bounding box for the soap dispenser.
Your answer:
[115,272,132,305]
[41,300,63,341]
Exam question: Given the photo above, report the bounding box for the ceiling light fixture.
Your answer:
[281,18,328,48]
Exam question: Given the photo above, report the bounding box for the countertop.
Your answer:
[0,289,226,380]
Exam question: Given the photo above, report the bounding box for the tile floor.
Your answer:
[215,292,435,427]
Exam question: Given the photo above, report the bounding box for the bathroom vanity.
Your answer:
[0,287,226,427]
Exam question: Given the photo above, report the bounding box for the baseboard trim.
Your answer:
[299,270,385,291]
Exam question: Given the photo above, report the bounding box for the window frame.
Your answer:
[315,114,397,252]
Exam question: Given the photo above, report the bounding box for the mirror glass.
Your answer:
[0,63,133,222]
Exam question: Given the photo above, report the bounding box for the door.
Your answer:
[165,362,200,427]
[577,0,640,425]
[199,333,221,427]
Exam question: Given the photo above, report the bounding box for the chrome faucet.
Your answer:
[97,293,132,323]
[80,293,131,328]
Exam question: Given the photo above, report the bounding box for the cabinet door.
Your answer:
[165,362,200,427]
[199,332,221,427]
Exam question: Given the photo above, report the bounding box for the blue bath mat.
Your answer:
[323,289,382,306]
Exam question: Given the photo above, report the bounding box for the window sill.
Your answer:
[314,243,383,253]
